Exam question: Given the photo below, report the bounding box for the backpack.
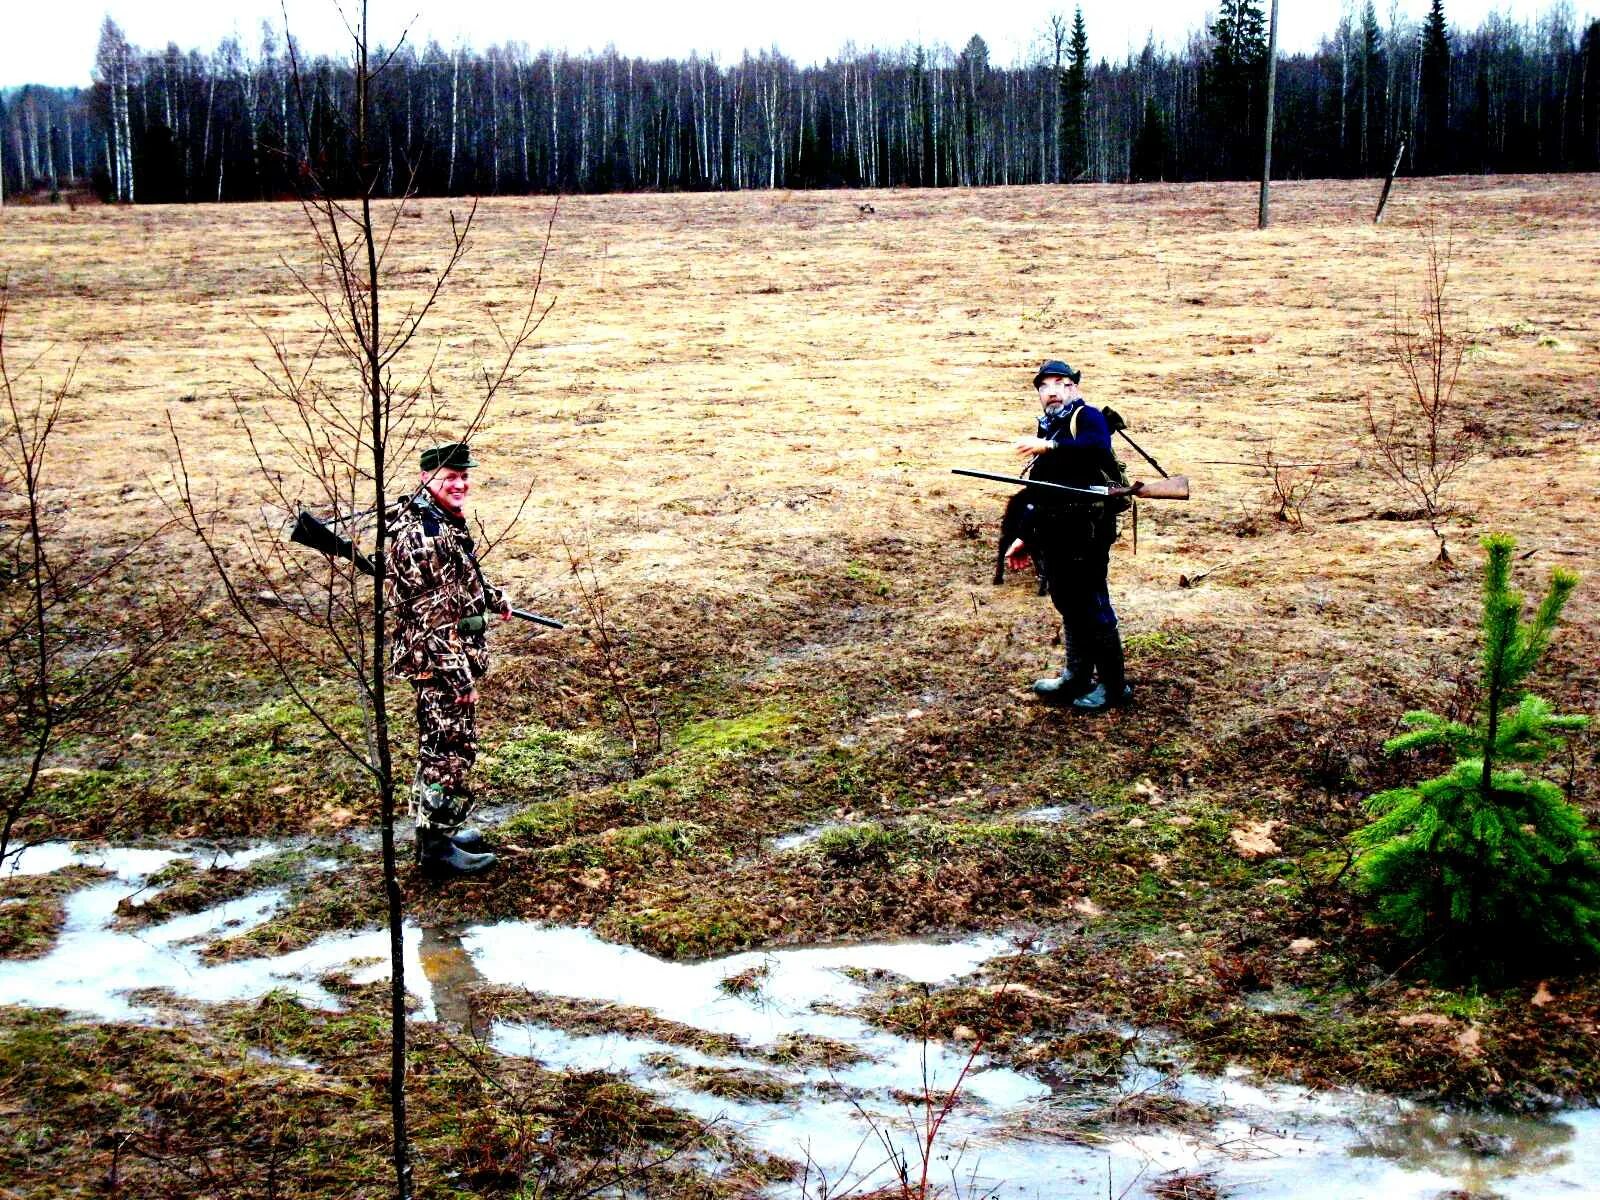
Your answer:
[1068,405,1134,518]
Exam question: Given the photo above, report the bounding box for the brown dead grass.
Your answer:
[3,177,1599,1171]
[3,178,1594,699]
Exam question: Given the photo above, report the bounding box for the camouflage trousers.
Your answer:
[410,684,479,833]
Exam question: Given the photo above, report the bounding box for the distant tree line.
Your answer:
[2,0,1598,204]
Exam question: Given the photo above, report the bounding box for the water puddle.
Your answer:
[0,842,425,1021]
[3,842,1596,1199]
[770,823,842,852]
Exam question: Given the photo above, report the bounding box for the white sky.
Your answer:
[4,0,1594,88]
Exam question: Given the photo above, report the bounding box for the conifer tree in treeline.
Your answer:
[1203,0,1268,177]
[1585,20,1600,169]
[1354,2,1386,174]
[5,4,1600,200]
[1419,0,1453,172]
[1353,535,1600,975]
[1130,97,1171,182]
[1060,8,1089,181]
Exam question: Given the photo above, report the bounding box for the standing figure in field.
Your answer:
[1004,360,1132,712]
[387,442,512,876]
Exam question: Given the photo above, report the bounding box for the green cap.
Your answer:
[420,442,478,472]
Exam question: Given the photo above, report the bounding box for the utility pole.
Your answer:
[1258,0,1280,229]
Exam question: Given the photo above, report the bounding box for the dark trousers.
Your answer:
[1037,526,1125,693]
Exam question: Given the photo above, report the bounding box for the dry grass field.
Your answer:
[4,176,1597,662]
[2,176,1599,1196]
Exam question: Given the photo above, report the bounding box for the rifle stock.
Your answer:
[1126,475,1189,500]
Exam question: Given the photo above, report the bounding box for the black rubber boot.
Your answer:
[1070,681,1134,712]
[1032,623,1090,701]
[417,827,496,877]
[1032,669,1092,702]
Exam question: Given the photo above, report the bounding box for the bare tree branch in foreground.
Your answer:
[0,279,187,869]
[167,4,554,1195]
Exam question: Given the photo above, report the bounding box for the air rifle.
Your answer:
[288,510,567,630]
[951,468,1190,501]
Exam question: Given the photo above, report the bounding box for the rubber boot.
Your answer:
[413,780,486,853]
[1032,623,1091,701]
[1032,667,1092,702]
[450,826,487,852]
[1072,631,1132,712]
[417,826,496,877]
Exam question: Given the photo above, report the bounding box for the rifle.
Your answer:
[288,510,567,630]
[951,468,1190,500]
[1095,405,1173,481]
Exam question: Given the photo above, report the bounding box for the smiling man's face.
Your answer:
[423,466,471,516]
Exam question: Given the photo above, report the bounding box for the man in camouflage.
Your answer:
[387,441,511,876]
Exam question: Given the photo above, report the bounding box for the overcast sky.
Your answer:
[4,0,1594,88]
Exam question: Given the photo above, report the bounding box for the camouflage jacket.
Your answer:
[385,495,504,697]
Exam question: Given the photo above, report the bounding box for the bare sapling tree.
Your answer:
[809,946,1028,1199]
[1253,440,1327,531]
[559,531,662,770]
[1364,219,1480,564]
[0,281,185,869]
[168,5,553,1196]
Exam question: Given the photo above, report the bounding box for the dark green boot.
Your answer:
[450,826,487,852]
[1032,669,1093,701]
[1070,682,1134,712]
[417,827,496,877]
[1072,631,1131,712]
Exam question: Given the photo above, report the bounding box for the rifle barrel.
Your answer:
[951,468,1110,499]
[511,608,566,630]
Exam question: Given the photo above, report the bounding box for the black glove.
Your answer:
[1100,405,1127,434]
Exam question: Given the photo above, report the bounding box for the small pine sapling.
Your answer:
[1352,533,1599,972]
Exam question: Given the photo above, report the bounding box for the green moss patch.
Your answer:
[115,848,353,930]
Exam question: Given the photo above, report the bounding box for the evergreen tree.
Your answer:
[1353,534,1599,973]
[1420,0,1453,171]
[1204,0,1270,176]
[1582,21,1600,170]
[1129,96,1170,181]
[1356,1,1385,173]
[1061,8,1089,181]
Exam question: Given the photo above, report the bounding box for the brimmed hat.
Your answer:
[420,442,478,472]
[1032,359,1082,388]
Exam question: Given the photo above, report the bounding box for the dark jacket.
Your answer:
[1021,400,1123,549]
[1031,399,1118,488]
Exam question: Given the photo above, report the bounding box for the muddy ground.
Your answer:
[2,175,1598,1197]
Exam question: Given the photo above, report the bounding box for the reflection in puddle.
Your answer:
[417,925,489,1038]
[3,842,1597,1199]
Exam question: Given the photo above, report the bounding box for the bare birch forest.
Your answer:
[3,1,1599,204]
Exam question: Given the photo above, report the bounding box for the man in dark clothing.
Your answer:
[1004,360,1132,713]
[387,441,512,875]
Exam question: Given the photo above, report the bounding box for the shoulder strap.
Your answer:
[407,494,442,538]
